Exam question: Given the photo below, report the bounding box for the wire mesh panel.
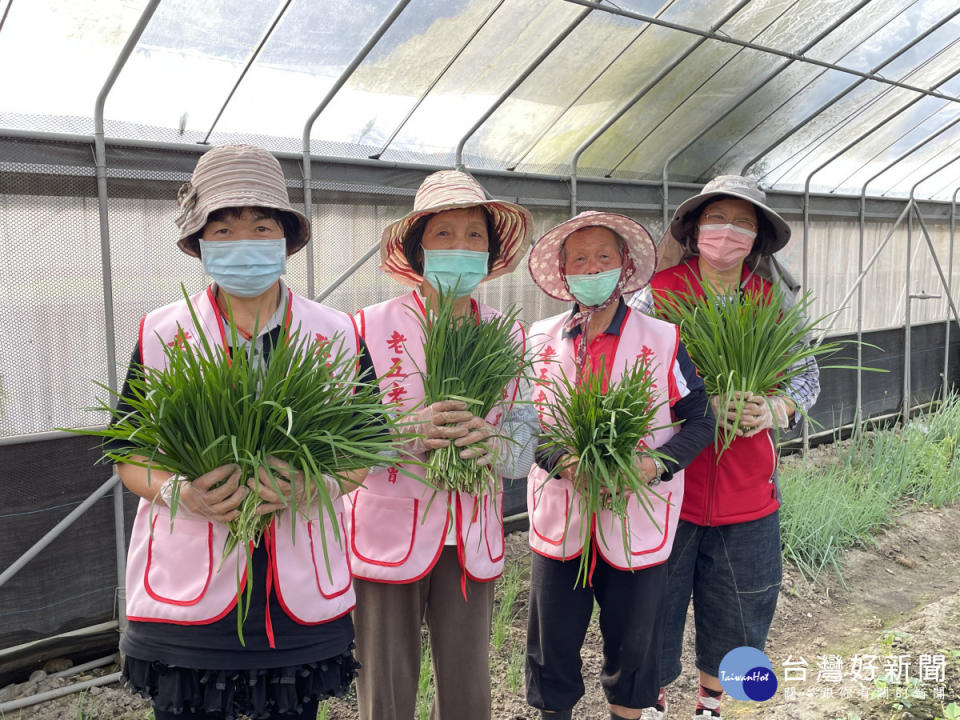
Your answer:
[0,148,108,436]
[0,436,135,673]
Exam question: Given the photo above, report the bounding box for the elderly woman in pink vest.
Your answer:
[630,176,820,719]
[524,212,714,720]
[113,145,370,720]
[346,170,532,720]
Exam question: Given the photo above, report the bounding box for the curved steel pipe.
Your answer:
[301,0,412,297]
[569,1,749,215]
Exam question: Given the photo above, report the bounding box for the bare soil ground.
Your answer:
[4,506,959,720]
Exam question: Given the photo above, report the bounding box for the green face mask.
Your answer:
[422,249,489,298]
[566,268,621,307]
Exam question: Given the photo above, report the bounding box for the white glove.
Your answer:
[158,464,247,524]
[407,399,477,453]
[739,393,793,437]
[456,420,503,468]
[254,457,343,516]
[709,392,748,436]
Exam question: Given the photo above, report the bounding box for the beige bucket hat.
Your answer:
[528,211,657,301]
[175,144,310,258]
[379,170,533,287]
[658,175,790,269]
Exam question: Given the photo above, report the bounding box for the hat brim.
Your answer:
[528,212,657,302]
[379,198,533,287]
[668,189,791,255]
[177,203,310,259]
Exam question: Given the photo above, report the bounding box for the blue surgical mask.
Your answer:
[199,238,287,298]
[566,268,621,307]
[422,249,489,298]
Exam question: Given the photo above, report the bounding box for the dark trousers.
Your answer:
[661,513,783,685]
[353,547,496,720]
[526,550,667,712]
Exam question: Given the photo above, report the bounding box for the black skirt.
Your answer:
[123,649,359,719]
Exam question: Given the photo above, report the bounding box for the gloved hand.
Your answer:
[455,418,504,468]
[739,393,793,437]
[709,392,749,436]
[158,463,248,524]
[407,400,477,453]
[254,456,342,516]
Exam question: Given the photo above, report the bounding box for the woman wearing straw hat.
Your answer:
[346,170,532,720]
[113,144,367,719]
[525,212,715,720]
[632,175,820,719]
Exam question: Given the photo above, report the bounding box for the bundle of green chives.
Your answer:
[654,278,858,452]
[537,357,673,588]
[414,288,532,496]
[72,287,400,642]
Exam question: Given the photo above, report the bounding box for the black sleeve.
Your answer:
[655,341,714,480]
[534,436,566,478]
[103,345,143,458]
[357,337,377,386]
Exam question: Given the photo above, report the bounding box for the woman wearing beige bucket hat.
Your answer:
[345,169,533,720]
[524,211,714,720]
[631,176,820,720]
[111,144,373,719]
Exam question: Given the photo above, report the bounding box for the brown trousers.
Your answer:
[354,546,496,720]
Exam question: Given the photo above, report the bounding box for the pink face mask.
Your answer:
[696,224,757,271]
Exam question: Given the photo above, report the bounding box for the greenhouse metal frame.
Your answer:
[1,0,959,709]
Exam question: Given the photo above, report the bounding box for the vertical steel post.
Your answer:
[949,187,960,391]
[905,203,913,421]
[93,0,161,636]
[857,195,865,428]
[112,482,127,633]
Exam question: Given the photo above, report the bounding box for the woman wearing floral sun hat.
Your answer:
[345,169,533,720]
[524,211,714,720]
[112,144,372,719]
[630,175,821,719]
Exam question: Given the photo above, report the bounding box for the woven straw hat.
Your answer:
[528,211,657,301]
[379,170,533,287]
[175,144,310,258]
[662,175,790,262]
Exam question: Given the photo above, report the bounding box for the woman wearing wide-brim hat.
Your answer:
[524,211,714,720]
[113,144,373,719]
[345,169,532,720]
[633,175,820,719]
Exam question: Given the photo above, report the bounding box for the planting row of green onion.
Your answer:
[779,394,960,582]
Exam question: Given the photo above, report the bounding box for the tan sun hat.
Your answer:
[661,175,791,267]
[379,170,533,287]
[528,211,657,302]
[175,144,310,258]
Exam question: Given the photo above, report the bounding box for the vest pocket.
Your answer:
[349,490,419,566]
[595,489,673,560]
[482,492,505,563]
[529,475,573,547]
[307,516,352,599]
[144,514,214,606]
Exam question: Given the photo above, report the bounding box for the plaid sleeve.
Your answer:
[627,287,654,315]
[783,355,820,425]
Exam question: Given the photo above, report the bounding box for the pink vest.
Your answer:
[125,286,358,631]
[346,291,523,584]
[527,310,683,570]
